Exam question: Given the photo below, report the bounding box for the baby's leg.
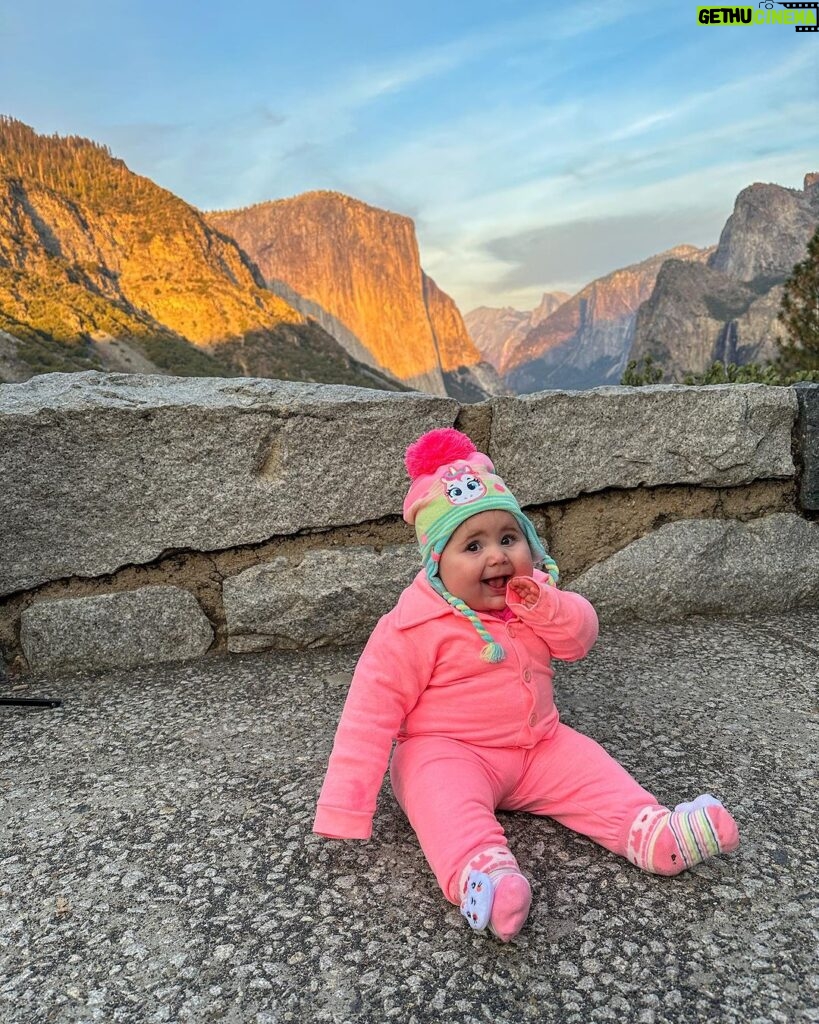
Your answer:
[507,723,738,876]
[390,737,530,940]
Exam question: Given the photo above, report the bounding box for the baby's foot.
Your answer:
[626,794,739,876]
[490,873,532,942]
[459,845,532,941]
[459,870,532,941]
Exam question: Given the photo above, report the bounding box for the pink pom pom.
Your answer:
[404,428,477,480]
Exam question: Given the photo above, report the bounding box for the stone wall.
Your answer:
[1,372,817,677]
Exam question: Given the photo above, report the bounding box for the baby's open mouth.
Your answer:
[482,575,510,591]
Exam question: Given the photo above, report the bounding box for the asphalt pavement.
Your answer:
[1,610,817,1024]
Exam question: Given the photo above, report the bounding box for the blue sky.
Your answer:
[2,0,817,312]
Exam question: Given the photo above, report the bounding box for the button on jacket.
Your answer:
[313,569,599,840]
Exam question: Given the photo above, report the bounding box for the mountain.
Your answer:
[206,192,505,399]
[501,246,710,393]
[629,173,819,380]
[464,292,571,369]
[0,117,402,390]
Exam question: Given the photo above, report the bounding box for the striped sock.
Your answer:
[626,795,739,876]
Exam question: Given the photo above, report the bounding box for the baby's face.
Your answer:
[438,509,534,612]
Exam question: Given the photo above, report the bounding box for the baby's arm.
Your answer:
[313,616,430,840]
[506,572,598,661]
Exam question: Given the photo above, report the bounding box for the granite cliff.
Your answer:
[501,247,709,392]
[0,118,401,390]
[207,192,503,399]
[630,174,819,380]
[464,292,571,370]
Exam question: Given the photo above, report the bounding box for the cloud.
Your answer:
[330,0,652,112]
[222,0,653,201]
[484,210,723,290]
[257,107,287,127]
[280,141,323,163]
[78,6,817,312]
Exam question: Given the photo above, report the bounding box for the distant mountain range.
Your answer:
[1,115,815,394]
[497,247,711,392]
[464,292,570,369]
[469,174,819,389]
[0,117,502,399]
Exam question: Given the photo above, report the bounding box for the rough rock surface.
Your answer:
[629,174,819,381]
[490,385,797,506]
[224,544,419,652]
[2,612,816,1022]
[543,479,796,582]
[421,273,502,385]
[629,260,785,381]
[19,586,213,674]
[731,284,786,367]
[0,372,455,596]
[709,175,819,282]
[795,383,819,510]
[569,513,819,622]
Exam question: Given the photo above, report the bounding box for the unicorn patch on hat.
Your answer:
[442,465,487,505]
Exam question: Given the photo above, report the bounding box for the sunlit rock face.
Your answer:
[207,191,501,399]
[502,247,710,392]
[0,117,399,390]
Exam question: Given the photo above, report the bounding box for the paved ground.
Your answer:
[1,611,817,1024]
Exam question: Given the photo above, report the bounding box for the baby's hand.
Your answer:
[507,575,539,609]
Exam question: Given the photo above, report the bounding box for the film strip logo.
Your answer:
[767,1,819,30]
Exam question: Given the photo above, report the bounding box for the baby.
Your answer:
[314,428,739,941]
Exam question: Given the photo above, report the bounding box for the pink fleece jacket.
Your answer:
[313,570,599,840]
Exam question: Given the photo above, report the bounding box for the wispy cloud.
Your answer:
[212,0,658,207]
[332,0,654,111]
[359,38,817,308]
[10,0,814,313]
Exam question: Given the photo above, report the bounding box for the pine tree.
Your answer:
[777,226,819,373]
[621,354,664,386]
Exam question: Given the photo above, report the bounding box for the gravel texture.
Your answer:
[1,611,817,1024]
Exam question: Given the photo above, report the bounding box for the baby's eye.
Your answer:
[466,541,480,552]
[501,534,518,545]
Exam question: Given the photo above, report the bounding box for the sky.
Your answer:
[2,0,818,313]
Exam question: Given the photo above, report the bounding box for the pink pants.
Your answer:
[390,723,657,904]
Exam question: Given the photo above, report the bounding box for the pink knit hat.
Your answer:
[403,427,558,661]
